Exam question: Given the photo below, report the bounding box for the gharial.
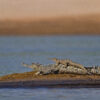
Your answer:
[22,58,87,75]
[22,58,100,75]
[22,62,59,75]
[50,58,86,70]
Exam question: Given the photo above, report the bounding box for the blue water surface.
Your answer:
[0,36,100,100]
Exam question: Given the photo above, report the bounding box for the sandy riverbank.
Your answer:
[0,71,100,88]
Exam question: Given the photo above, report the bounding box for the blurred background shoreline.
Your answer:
[0,13,100,36]
[0,0,100,36]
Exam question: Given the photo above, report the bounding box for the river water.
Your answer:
[0,36,100,100]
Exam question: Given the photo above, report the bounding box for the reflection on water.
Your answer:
[0,36,100,100]
[0,88,100,100]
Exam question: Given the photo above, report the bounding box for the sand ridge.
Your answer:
[0,71,100,82]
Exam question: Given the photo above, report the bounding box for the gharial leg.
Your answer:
[35,71,42,75]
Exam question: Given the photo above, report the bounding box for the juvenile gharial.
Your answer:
[58,65,88,74]
[22,62,88,75]
[22,62,59,75]
[50,58,86,70]
[50,58,69,66]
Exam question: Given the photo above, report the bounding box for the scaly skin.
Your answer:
[22,62,59,75]
[51,58,86,70]
[22,63,88,75]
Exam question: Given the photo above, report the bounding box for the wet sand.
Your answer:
[0,71,100,88]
